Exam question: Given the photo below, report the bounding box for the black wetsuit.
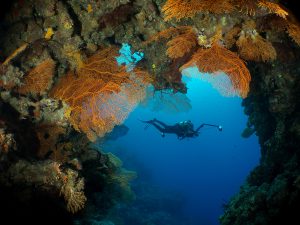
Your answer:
[142,119,197,139]
[141,119,222,139]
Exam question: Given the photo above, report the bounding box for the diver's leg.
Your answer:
[139,119,156,123]
[149,123,165,133]
[140,119,167,136]
[153,119,168,128]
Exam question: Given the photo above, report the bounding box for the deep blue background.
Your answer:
[103,67,260,225]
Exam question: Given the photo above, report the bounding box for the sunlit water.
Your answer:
[103,49,260,224]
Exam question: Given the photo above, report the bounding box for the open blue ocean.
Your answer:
[101,66,260,225]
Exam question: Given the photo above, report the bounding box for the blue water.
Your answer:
[106,48,260,224]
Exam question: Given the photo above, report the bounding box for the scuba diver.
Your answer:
[140,118,222,140]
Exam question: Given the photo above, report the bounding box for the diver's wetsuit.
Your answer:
[141,119,197,139]
[140,118,222,139]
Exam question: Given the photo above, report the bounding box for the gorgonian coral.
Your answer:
[51,47,150,141]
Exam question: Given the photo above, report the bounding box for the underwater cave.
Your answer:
[0,0,300,225]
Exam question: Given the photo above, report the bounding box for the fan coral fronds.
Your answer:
[122,69,151,104]
[146,26,198,59]
[51,48,150,141]
[80,79,142,141]
[258,0,288,19]
[62,44,85,70]
[145,26,193,44]
[180,43,251,98]
[60,169,86,214]
[18,58,56,95]
[166,29,198,59]
[7,160,86,214]
[236,31,277,62]
[286,22,300,46]
[235,0,258,16]
[260,16,300,46]
[141,87,192,114]
[162,0,202,21]
[183,68,240,97]
[162,0,234,21]
[51,73,121,141]
[79,47,129,84]
[236,20,276,62]
[236,0,288,18]
[106,152,137,201]
[107,152,123,168]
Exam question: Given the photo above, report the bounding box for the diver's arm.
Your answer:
[195,123,223,132]
[195,124,205,132]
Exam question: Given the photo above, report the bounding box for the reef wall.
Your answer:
[0,0,300,224]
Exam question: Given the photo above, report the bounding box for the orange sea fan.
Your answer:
[257,0,288,19]
[235,20,276,62]
[236,31,277,62]
[65,72,148,142]
[166,29,198,59]
[162,0,202,21]
[51,73,122,141]
[235,0,288,18]
[286,22,300,46]
[145,26,194,44]
[50,47,150,141]
[260,15,300,47]
[180,43,251,98]
[183,68,240,97]
[145,26,198,59]
[235,0,258,16]
[162,0,234,21]
[79,47,129,84]
[18,58,56,95]
[122,69,152,104]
